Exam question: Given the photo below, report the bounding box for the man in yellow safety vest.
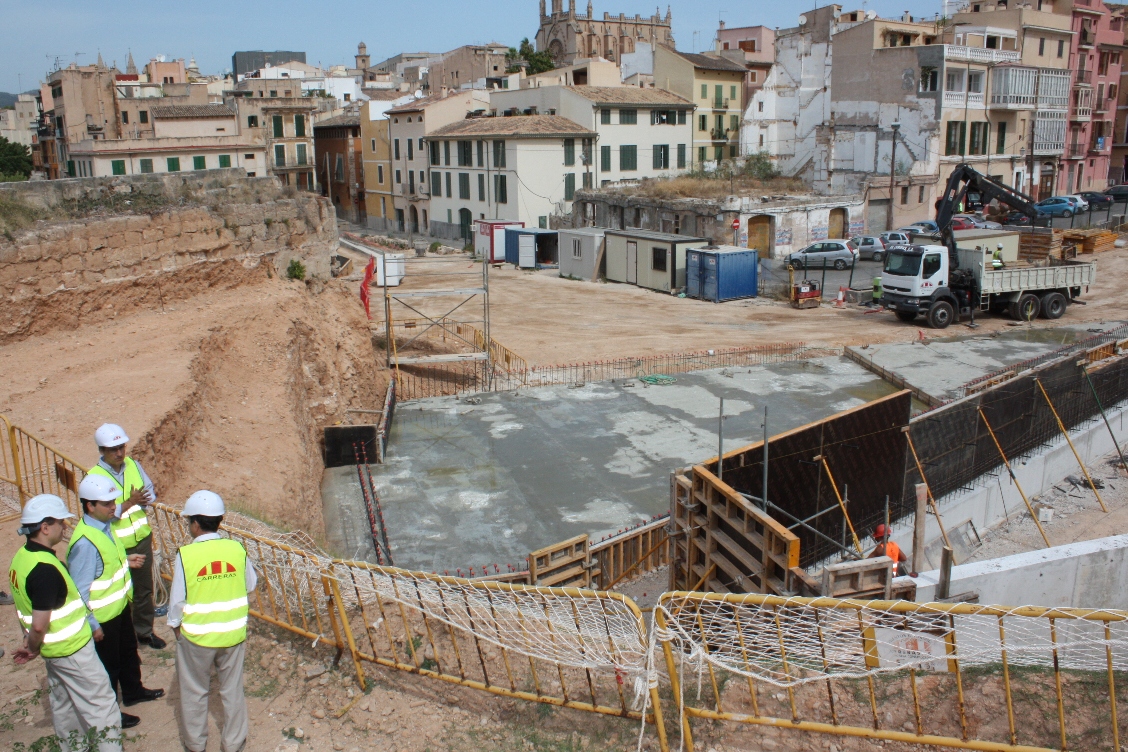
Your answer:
[68,475,164,729]
[9,494,122,752]
[87,423,164,649]
[167,490,257,752]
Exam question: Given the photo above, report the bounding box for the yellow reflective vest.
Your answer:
[179,538,249,648]
[9,547,93,658]
[67,519,133,623]
[88,459,152,548]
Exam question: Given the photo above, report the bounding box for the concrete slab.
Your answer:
[848,321,1123,403]
[341,357,898,572]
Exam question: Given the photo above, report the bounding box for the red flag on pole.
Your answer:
[360,257,375,319]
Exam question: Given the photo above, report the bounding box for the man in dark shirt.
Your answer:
[9,494,122,751]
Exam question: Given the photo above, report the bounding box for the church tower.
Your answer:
[355,42,370,71]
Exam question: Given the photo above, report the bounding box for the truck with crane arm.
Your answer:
[878,164,1096,329]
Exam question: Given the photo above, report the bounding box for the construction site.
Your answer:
[7,171,1128,752]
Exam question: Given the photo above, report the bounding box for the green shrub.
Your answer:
[286,258,306,280]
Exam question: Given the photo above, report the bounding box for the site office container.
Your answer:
[685,245,759,302]
[557,227,606,280]
[504,227,559,269]
[475,219,524,263]
[603,229,709,292]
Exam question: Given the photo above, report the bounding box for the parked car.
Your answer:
[948,216,978,231]
[953,214,1003,230]
[880,231,913,248]
[1080,191,1114,207]
[1003,209,1049,226]
[847,235,887,261]
[1104,184,1128,201]
[908,220,940,233]
[785,240,858,270]
[1065,194,1090,212]
[1035,197,1077,217]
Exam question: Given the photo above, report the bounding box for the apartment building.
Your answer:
[231,78,320,188]
[1059,0,1123,192]
[426,114,597,238]
[653,45,746,165]
[314,113,364,223]
[1112,8,1128,184]
[714,23,775,106]
[360,103,394,228]
[0,94,40,149]
[383,91,491,234]
[490,84,693,185]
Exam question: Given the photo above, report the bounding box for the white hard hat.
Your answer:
[94,423,129,448]
[20,494,75,526]
[182,490,225,517]
[997,243,1004,249]
[78,474,122,502]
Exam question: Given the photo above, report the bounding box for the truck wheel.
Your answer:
[927,300,954,329]
[1040,292,1067,319]
[1010,293,1040,321]
[895,310,916,322]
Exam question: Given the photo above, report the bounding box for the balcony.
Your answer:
[1075,69,1092,86]
[710,127,732,141]
[990,67,1036,109]
[942,45,1020,64]
[1089,136,1109,153]
[713,98,731,110]
[1072,87,1094,121]
[943,90,985,109]
[1078,30,1096,48]
[1065,143,1087,158]
[1094,97,1109,114]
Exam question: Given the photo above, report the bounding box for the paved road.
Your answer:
[761,258,885,299]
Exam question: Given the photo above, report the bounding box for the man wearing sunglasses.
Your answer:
[87,423,165,650]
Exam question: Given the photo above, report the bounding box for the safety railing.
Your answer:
[329,559,666,740]
[7,422,87,514]
[655,591,1128,752]
[590,515,671,591]
[0,415,21,517]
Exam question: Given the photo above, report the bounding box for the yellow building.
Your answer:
[360,103,394,230]
[653,45,747,166]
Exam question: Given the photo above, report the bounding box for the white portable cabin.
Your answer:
[557,227,606,280]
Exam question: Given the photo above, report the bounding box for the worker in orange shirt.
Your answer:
[870,523,918,578]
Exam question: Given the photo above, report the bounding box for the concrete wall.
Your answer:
[881,401,1128,581]
[912,534,1128,609]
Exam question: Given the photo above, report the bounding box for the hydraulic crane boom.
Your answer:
[935,163,1041,268]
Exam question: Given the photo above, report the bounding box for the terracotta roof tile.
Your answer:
[429,114,595,138]
[150,104,236,119]
[664,48,748,72]
[566,86,693,106]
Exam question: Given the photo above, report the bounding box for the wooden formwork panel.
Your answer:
[528,534,593,588]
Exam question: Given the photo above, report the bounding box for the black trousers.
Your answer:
[93,602,145,703]
[127,535,155,639]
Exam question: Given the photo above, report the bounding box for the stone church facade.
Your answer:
[535,0,674,66]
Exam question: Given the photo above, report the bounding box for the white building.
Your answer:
[425,114,597,236]
[490,85,693,186]
[0,93,39,149]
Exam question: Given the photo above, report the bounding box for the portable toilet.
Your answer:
[557,227,606,280]
[476,219,524,263]
[504,227,559,269]
[685,245,759,302]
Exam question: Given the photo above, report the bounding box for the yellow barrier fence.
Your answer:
[655,591,1128,752]
[7,423,86,514]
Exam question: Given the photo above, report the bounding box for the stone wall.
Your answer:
[0,170,338,342]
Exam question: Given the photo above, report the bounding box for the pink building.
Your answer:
[715,23,775,105]
[1062,0,1123,192]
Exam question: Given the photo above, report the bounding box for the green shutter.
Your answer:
[601,108,611,124]
[600,145,611,171]
[495,174,508,203]
[478,173,485,201]
[139,158,153,174]
[294,115,305,137]
[996,121,1007,155]
[620,145,637,171]
[219,154,231,168]
[193,155,206,170]
[564,139,575,166]
[111,160,126,176]
[677,144,686,169]
[458,173,470,199]
[431,172,441,195]
[67,160,76,177]
[167,157,181,172]
[275,144,286,166]
[564,173,575,200]
[272,115,283,138]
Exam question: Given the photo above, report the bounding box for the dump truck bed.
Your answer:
[975,259,1095,294]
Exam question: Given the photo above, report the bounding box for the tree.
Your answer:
[0,136,32,179]
[506,38,555,75]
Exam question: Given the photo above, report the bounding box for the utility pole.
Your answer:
[1028,70,1041,200]
[887,121,901,231]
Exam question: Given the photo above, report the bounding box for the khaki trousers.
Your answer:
[126,534,155,639]
[45,639,122,752]
[175,636,248,752]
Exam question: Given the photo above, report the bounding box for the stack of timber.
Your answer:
[1017,229,1064,261]
[1063,228,1118,254]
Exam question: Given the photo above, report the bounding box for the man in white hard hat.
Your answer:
[69,475,164,729]
[168,490,257,752]
[87,423,164,649]
[9,495,122,752]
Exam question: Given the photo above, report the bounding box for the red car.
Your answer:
[949,217,977,231]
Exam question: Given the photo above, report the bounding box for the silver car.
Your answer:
[847,235,887,262]
[880,231,913,248]
[786,240,859,270]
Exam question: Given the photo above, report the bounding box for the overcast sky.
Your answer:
[2,0,946,94]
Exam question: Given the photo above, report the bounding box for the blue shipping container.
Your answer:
[504,227,558,268]
[685,246,759,302]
